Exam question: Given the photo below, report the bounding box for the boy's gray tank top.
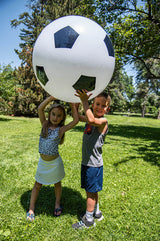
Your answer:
[82,123,108,167]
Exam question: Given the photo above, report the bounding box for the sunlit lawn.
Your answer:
[0,114,160,240]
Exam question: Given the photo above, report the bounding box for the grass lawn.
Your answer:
[0,114,160,240]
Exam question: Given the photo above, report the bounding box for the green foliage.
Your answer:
[0,65,15,98]
[97,0,160,118]
[0,114,160,240]
[105,0,160,78]
[106,69,135,112]
[13,46,48,117]
[133,85,160,117]
[0,65,19,114]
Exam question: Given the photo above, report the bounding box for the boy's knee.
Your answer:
[86,191,97,199]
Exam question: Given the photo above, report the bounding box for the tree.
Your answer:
[96,0,160,59]
[134,82,149,117]
[135,57,160,117]
[0,64,18,115]
[147,92,159,118]
[12,46,47,116]
[106,68,135,112]
[96,0,160,118]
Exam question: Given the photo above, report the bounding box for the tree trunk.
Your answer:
[141,105,145,118]
[157,105,160,119]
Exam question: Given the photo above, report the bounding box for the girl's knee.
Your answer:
[34,181,42,190]
[55,181,61,188]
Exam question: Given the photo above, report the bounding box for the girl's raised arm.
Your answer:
[38,96,56,125]
[74,103,87,123]
[59,103,79,138]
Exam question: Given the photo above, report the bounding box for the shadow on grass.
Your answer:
[73,123,160,141]
[21,186,86,218]
[108,124,160,141]
[0,117,13,122]
[114,150,160,169]
[108,124,160,168]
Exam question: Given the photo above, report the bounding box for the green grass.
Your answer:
[0,114,160,241]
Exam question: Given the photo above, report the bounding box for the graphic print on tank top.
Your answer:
[84,124,93,135]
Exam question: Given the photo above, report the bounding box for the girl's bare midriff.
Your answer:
[40,154,59,161]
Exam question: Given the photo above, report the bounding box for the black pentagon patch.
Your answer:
[72,75,96,91]
[104,35,114,57]
[36,66,49,86]
[54,26,79,48]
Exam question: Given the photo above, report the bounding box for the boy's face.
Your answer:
[92,96,109,118]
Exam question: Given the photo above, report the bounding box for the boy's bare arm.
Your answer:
[83,100,107,126]
[75,90,107,126]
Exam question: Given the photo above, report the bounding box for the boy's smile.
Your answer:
[92,96,108,118]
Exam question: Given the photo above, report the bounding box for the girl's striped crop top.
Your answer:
[39,127,60,156]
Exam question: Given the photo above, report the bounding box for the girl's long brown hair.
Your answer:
[41,103,66,144]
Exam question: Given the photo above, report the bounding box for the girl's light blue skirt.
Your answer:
[35,155,65,185]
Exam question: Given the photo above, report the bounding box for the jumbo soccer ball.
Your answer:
[32,15,115,102]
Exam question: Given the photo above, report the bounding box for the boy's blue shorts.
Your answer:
[81,165,103,193]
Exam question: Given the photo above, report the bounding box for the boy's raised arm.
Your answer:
[75,90,107,126]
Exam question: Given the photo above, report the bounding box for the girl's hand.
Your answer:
[50,96,57,101]
[69,103,75,108]
[75,103,80,110]
[69,103,79,108]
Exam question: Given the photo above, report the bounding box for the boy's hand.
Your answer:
[75,89,92,102]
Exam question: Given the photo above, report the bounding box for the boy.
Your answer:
[72,90,111,229]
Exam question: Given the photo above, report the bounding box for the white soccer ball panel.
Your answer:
[33,15,115,102]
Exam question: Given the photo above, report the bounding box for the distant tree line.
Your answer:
[0,0,159,118]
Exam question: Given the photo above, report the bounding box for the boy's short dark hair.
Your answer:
[95,92,111,106]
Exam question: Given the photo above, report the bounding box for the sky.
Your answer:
[0,0,28,68]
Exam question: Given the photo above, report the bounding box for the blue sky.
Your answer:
[0,0,28,68]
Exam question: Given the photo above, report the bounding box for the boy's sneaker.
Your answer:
[94,211,104,221]
[72,215,96,229]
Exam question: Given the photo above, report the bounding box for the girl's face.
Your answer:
[92,96,108,118]
[49,107,64,126]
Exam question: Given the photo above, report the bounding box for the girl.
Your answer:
[27,96,79,221]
